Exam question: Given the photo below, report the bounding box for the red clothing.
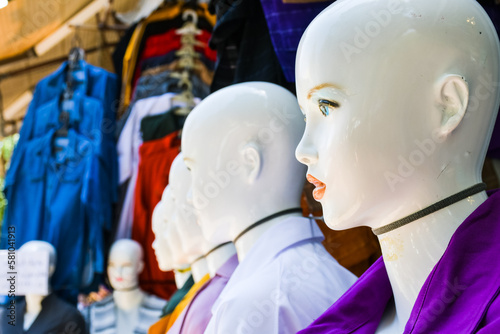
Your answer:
[142,29,216,61]
[132,131,181,300]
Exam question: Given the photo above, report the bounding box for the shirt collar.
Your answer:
[215,254,239,279]
[239,216,324,274]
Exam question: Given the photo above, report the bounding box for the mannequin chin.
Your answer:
[107,239,144,291]
[295,0,500,231]
[169,153,212,263]
[182,82,306,244]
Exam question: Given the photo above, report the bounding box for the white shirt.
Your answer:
[204,216,357,334]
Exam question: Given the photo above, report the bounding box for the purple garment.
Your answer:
[299,189,500,334]
[259,0,334,82]
[167,254,239,334]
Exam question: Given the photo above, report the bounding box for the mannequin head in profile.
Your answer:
[295,0,500,230]
[182,82,306,243]
[152,200,175,272]
[169,153,211,262]
[107,239,144,291]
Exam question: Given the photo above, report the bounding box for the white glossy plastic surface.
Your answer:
[295,0,500,331]
[169,153,212,263]
[182,82,306,260]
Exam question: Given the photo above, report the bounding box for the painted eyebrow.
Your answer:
[307,83,344,100]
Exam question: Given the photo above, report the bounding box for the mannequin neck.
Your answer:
[206,242,236,277]
[113,287,145,311]
[25,294,46,315]
[234,211,302,262]
[191,256,208,282]
[377,190,487,330]
[174,267,192,289]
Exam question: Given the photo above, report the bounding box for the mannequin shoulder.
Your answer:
[142,293,167,311]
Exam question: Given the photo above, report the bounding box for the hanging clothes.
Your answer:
[259,0,334,82]
[1,60,118,301]
[132,131,181,300]
[120,2,216,113]
[208,0,292,92]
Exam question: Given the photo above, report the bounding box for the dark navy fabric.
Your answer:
[1,60,118,300]
[259,0,333,83]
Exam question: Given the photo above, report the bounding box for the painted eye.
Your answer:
[318,99,340,117]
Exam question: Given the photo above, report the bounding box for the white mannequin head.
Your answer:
[20,241,57,281]
[170,153,212,262]
[295,0,500,230]
[182,82,306,243]
[152,200,175,271]
[160,186,191,269]
[107,239,144,291]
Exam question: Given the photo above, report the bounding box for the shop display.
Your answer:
[1,0,500,333]
[294,0,500,332]
[181,82,358,334]
[83,239,166,334]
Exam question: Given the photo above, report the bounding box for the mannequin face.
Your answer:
[152,200,174,271]
[295,0,500,230]
[170,153,211,262]
[161,187,191,268]
[182,82,306,243]
[107,239,144,291]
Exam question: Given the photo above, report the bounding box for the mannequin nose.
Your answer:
[296,134,318,166]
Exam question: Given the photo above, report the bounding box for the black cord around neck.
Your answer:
[233,208,303,243]
[372,183,487,236]
[205,241,232,258]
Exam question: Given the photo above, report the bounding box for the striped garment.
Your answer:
[82,293,166,334]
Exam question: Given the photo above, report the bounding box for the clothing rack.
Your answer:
[0,43,117,80]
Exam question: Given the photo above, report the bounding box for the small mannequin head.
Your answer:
[19,241,57,284]
[152,200,175,271]
[295,0,500,230]
[182,82,306,243]
[107,239,144,291]
[169,153,212,262]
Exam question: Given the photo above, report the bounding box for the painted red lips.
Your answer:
[307,174,326,201]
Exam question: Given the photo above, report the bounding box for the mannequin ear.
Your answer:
[436,75,469,139]
[240,143,262,185]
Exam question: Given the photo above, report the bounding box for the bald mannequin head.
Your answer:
[182,82,306,243]
[20,241,57,278]
[107,239,144,291]
[295,0,500,230]
[170,153,212,262]
[152,200,175,271]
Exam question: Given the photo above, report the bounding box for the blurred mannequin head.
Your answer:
[107,239,144,291]
[170,153,212,262]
